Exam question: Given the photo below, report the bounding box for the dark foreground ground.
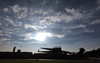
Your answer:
[0,59,100,63]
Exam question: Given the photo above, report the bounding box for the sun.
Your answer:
[34,32,52,42]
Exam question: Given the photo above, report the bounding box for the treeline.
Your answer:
[69,48,100,60]
[85,48,100,57]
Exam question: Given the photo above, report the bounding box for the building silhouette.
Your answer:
[39,46,71,55]
[34,46,73,59]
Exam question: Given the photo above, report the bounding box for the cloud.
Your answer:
[44,13,72,23]
[84,30,94,33]
[4,16,22,26]
[65,8,84,20]
[70,24,86,29]
[52,34,65,38]
[23,33,36,41]
[5,34,11,37]
[1,29,13,37]
[24,33,32,40]
[11,4,27,19]
[43,8,84,23]
[0,34,4,36]
[3,8,9,12]
[65,8,76,15]
[0,30,4,36]
[29,8,55,16]
[90,19,100,25]
[0,30,2,33]
[43,0,49,4]
[4,17,15,26]
[0,22,2,26]
[0,29,12,37]
[11,4,26,13]
[24,24,46,30]
[34,9,43,14]
[40,20,52,25]
[0,38,10,41]
[33,9,53,15]
[55,0,59,3]
[5,31,13,34]
[64,24,88,35]
[96,0,100,10]
[11,4,21,13]
[97,0,100,3]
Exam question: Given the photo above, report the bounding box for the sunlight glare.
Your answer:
[34,32,52,42]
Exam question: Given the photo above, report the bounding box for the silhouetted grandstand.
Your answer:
[34,46,72,59]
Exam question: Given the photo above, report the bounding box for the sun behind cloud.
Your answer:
[34,32,52,42]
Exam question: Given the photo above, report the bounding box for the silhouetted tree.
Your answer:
[77,47,85,59]
[79,48,85,54]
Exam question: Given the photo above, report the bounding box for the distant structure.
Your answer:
[0,47,32,59]
[34,46,73,59]
[13,47,16,52]
[39,46,71,55]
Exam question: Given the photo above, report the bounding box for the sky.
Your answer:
[0,0,100,53]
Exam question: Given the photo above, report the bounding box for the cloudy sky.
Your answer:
[0,0,100,53]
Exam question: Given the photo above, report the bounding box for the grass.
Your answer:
[0,59,83,63]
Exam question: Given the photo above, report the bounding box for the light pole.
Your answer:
[20,46,22,51]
